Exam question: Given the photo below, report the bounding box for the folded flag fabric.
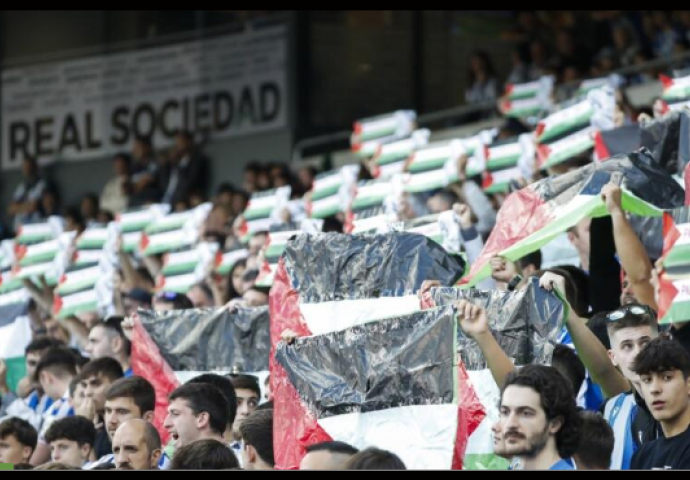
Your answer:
[463,151,683,287]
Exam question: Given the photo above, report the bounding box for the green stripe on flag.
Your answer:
[311,204,342,219]
[359,126,396,142]
[20,251,57,267]
[17,234,53,244]
[463,454,510,471]
[311,185,341,202]
[539,116,592,144]
[663,244,690,271]
[484,181,512,194]
[0,463,13,470]
[121,221,149,233]
[487,156,520,172]
[162,262,199,276]
[56,279,98,297]
[542,139,595,169]
[0,279,24,294]
[408,157,447,173]
[243,206,274,221]
[508,90,538,101]
[58,301,99,319]
[506,106,542,118]
[76,239,107,250]
[352,196,385,211]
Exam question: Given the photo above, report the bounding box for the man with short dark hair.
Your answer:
[228,374,260,450]
[85,317,132,376]
[170,439,239,470]
[78,358,124,460]
[112,419,162,471]
[500,365,581,470]
[240,409,274,470]
[0,418,38,464]
[85,376,157,469]
[44,416,96,468]
[186,374,238,443]
[163,383,229,449]
[631,338,690,470]
[300,441,359,470]
[31,347,78,465]
[0,337,63,429]
[574,411,614,470]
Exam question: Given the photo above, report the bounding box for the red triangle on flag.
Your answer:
[660,74,675,90]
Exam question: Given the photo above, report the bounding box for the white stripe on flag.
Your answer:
[0,315,32,359]
[300,296,421,336]
[319,404,458,470]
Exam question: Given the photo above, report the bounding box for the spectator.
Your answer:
[499,365,581,470]
[44,416,96,468]
[650,11,681,58]
[0,418,38,465]
[186,374,238,451]
[226,259,248,301]
[63,208,85,234]
[297,166,317,196]
[164,383,229,448]
[8,156,48,231]
[465,51,499,105]
[78,358,125,459]
[344,447,407,470]
[69,374,86,414]
[129,136,161,206]
[80,194,100,227]
[574,411,614,470]
[228,374,260,448]
[631,338,690,470]
[187,283,216,309]
[243,161,262,194]
[85,317,132,376]
[612,21,641,67]
[170,439,239,470]
[112,419,162,471]
[240,409,274,470]
[160,131,208,206]
[39,187,60,219]
[100,153,131,215]
[300,441,359,470]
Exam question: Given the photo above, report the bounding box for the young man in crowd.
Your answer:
[78,358,124,459]
[170,439,239,470]
[299,441,359,470]
[163,383,229,449]
[44,416,96,468]
[86,376,156,469]
[499,365,581,470]
[240,409,274,470]
[631,338,690,470]
[31,347,78,465]
[228,374,260,451]
[0,418,37,465]
[85,317,132,376]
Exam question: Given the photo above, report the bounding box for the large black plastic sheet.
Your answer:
[640,110,690,176]
[138,306,270,372]
[427,278,564,370]
[282,232,466,303]
[275,305,456,418]
[532,149,685,209]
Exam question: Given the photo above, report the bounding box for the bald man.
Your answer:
[112,420,162,471]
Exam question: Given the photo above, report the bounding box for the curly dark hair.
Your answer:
[501,364,581,459]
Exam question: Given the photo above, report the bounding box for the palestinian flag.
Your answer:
[0,240,15,270]
[661,74,690,104]
[351,110,416,156]
[161,243,219,277]
[0,299,32,393]
[215,249,249,276]
[309,166,359,219]
[256,260,279,289]
[403,212,463,255]
[140,228,199,257]
[482,137,525,194]
[421,278,566,469]
[576,77,611,97]
[117,205,169,234]
[56,263,102,297]
[15,239,60,267]
[537,127,595,170]
[15,218,63,245]
[659,208,690,325]
[404,159,459,193]
[0,269,23,295]
[463,152,683,287]
[269,232,465,469]
[501,96,546,119]
[351,179,394,212]
[76,227,109,250]
[505,79,542,101]
[349,206,394,234]
[275,306,459,470]
[265,220,324,264]
[536,99,593,145]
[130,307,272,442]
[11,260,61,286]
[54,288,100,319]
[242,187,292,241]
[373,129,429,179]
[155,272,200,294]
[73,248,108,266]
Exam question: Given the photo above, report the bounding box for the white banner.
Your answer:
[1,25,288,170]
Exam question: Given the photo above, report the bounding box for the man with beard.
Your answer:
[499,365,581,470]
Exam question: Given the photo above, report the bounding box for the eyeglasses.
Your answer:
[607,305,655,322]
